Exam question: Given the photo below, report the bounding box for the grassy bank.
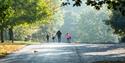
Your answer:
[0,41,41,45]
[0,41,41,58]
[0,45,25,58]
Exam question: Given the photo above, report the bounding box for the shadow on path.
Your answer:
[0,43,125,63]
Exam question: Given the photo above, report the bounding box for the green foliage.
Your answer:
[0,0,14,28]
[61,0,82,7]
[0,0,60,42]
[9,0,54,26]
[104,13,125,36]
[86,0,125,16]
[61,0,125,16]
[85,0,125,41]
[12,0,62,41]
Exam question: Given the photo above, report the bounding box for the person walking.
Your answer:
[52,36,55,42]
[65,33,72,43]
[46,34,49,42]
[56,30,62,42]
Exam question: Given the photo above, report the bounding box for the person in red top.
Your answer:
[65,33,72,43]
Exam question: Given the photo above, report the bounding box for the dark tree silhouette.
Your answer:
[61,0,125,16]
[61,0,82,7]
[85,0,125,16]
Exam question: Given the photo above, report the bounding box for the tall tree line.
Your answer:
[0,0,59,43]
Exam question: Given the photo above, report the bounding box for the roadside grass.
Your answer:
[0,41,41,58]
[0,41,41,45]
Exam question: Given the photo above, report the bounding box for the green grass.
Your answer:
[0,41,41,45]
[14,41,41,45]
[0,41,41,58]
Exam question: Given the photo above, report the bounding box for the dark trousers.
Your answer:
[67,38,71,43]
[47,38,49,42]
[58,37,61,42]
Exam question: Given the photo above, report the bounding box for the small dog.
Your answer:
[34,50,38,53]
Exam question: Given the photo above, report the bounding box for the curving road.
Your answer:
[0,43,125,63]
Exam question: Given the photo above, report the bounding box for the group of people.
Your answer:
[46,30,72,43]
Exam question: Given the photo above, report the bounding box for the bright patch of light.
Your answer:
[83,48,125,56]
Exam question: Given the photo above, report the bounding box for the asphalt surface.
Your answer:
[0,43,125,63]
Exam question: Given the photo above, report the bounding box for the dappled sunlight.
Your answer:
[111,54,125,57]
[40,43,74,48]
[38,52,74,56]
[82,48,125,56]
[0,44,125,63]
[80,44,112,48]
[13,43,75,54]
[0,0,125,63]
[0,44,25,57]
[31,49,61,52]
[30,49,69,53]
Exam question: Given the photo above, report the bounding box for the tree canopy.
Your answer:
[61,0,125,16]
[61,0,125,42]
[0,0,59,42]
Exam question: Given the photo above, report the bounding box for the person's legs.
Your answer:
[59,37,61,42]
[69,38,71,43]
[53,39,55,42]
[67,38,69,43]
[58,38,61,42]
[47,38,49,42]
[58,36,61,42]
[67,38,71,43]
[57,37,59,42]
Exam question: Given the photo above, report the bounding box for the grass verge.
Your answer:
[0,41,41,58]
[0,44,25,58]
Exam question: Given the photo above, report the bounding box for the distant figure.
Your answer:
[52,36,55,42]
[56,30,62,42]
[65,33,72,43]
[46,34,49,42]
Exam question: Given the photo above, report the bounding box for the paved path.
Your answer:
[0,43,125,63]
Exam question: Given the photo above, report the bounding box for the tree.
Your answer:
[14,0,63,42]
[61,0,125,42]
[0,0,14,43]
[85,0,125,42]
[0,0,57,43]
[85,0,125,15]
[61,0,125,16]
[61,0,82,7]
[104,11,125,42]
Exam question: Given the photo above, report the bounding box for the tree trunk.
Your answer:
[9,27,14,43]
[0,28,4,43]
[120,36,125,43]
